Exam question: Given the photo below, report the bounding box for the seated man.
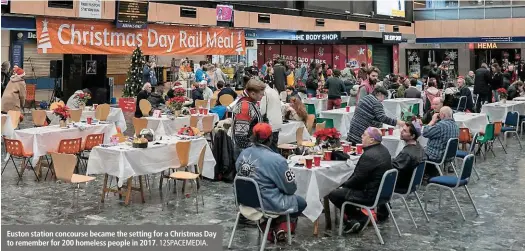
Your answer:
[328,127,392,234]
[421,106,459,177]
[147,82,165,108]
[216,81,237,105]
[236,123,306,242]
[422,97,443,125]
[392,121,426,192]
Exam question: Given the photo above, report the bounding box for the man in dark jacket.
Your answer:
[324,69,346,110]
[457,77,474,111]
[405,78,422,98]
[474,63,492,112]
[147,82,165,108]
[191,82,204,107]
[329,127,392,233]
[392,122,425,192]
[508,81,523,100]
[216,81,237,105]
[272,60,288,93]
[428,62,441,89]
[518,60,525,82]
[135,83,151,118]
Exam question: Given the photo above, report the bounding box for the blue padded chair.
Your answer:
[392,162,430,228]
[456,132,480,180]
[519,115,525,137]
[501,111,522,149]
[425,154,480,221]
[338,169,401,244]
[426,138,460,177]
[454,96,467,112]
[228,176,292,251]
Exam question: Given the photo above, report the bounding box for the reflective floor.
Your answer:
[2,111,525,250]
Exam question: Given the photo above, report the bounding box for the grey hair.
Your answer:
[142,82,152,90]
[1,61,10,72]
[440,106,453,118]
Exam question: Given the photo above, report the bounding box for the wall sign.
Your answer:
[36,17,246,55]
[11,31,37,42]
[116,0,148,29]
[475,43,498,49]
[294,32,340,42]
[216,5,233,22]
[79,0,102,19]
[382,32,402,44]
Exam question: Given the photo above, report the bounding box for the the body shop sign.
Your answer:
[36,17,245,55]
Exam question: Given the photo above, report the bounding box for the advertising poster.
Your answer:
[264,44,280,63]
[279,45,297,66]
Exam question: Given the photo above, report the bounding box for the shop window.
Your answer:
[48,0,73,9]
[485,0,511,5]
[359,23,366,30]
[512,0,525,5]
[459,0,485,7]
[424,0,458,8]
[315,19,325,27]
[180,7,197,18]
[413,1,430,9]
[258,14,271,23]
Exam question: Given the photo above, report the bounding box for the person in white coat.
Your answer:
[259,82,283,151]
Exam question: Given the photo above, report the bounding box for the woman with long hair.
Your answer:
[264,67,275,89]
[283,96,308,124]
[490,63,503,101]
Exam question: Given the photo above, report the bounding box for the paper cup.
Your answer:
[86,117,92,125]
[324,151,332,161]
[346,106,350,112]
[305,156,313,169]
[356,144,363,155]
[388,128,394,135]
[203,109,209,115]
[93,104,98,110]
[381,128,386,136]
[190,108,197,115]
[342,144,351,153]
[313,155,322,166]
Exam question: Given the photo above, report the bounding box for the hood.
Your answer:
[10,74,25,82]
[426,87,440,95]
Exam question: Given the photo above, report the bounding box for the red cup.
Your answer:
[190,108,197,115]
[342,144,351,153]
[305,157,313,169]
[346,106,350,112]
[308,93,313,98]
[313,155,322,167]
[356,144,363,155]
[381,128,386,136]
[203,109,209,115]
[388,128,394,136]
[86,117,92,125]
[93,104,98,110]
[199,108,204,115]
[324,151,332,161]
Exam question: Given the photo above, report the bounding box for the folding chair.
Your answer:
[139,99,152,117]
[24,84,37,113]
[32,110,47,127]
[425,154,480,221]
[228,176,292,251]
[305,103,316,116]
[426,138,460,176]
[501,111,522,149]
[45,138,83,180]
[392,162,430,228]
[2,138,39,185]
[456,132,480,180]
[95,104,110,121]
[338,169,401,244]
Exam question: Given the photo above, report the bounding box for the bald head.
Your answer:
[440,106,453,119]
[432,97,443,112]
[362,127,382,147]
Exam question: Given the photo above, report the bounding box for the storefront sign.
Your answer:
[12,31,37,42]
[382,32,402,44]
[79,0,102,19]
[36,17,246,55]
[116,0,148,29]
[294,32,340,42]
[475,43,498,49]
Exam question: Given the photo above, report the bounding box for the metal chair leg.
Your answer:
[414,192,430,222]
[194,180,199,213]
[286,214,292,245]
[464,185,480,216]
[366,208,384,245]
[228,212,241,249]
[386,203,402,236]
[338,204,346,236]
[449,189,466,220]
[497,137,507,154]
[260,218,272,251]
[401,196,417,228]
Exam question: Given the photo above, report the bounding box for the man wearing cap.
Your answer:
[328,127,393,234]
[392,121,426,192]
[236,123,307,242]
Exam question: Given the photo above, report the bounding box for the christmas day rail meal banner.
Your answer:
[36,17,246,55]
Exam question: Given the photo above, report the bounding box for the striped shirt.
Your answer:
[422,118,459,161]
[347,95,397,144]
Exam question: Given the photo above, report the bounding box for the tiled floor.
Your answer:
[2,111,525,250]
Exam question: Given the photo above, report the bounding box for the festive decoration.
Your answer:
[38,19,52,53]
[122,47,145,97]
[497,88,508,100]
[173,87,186,97]
[313,128,341,148]
[177,126,201,136]
[53,105,71,121]
[166,96,186,113]
[77,92,91,106]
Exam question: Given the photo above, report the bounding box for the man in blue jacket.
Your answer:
[236,123,306,242]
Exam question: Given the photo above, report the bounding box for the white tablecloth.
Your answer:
[1,114,15,138]
[277,121,311,145]
[319,107,355,135]
[14,123,117,166]
[303,96,350,114]
[145,114,219,136]
[381,128,428,157]
[481,101,525,122]
[513,97,525,101]
[382,98,424,120]
[87,136,215,186]
[453,112,489,134]
[289,160,354,222]
[46,108,127,132]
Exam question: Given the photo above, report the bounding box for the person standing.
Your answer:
[341,62,357,93]
[474,63,492,112]
[465,71,475,87]
[1,61,11,97]
[1,67,26,114]
[490,63,503,102]
[404,78,422,99]
[263,67,276,89]
[260,80,283,152]
[356,66,381,103]
[324,69,346,110]
[305,63,321,96]
[272,60,288,93]
[518,59,525,81]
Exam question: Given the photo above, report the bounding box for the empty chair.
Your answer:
[95,104,110,121]
[139,99,152,117]
[501,111,522,149]
[492,121,507,154]
[69,109,83,122]
[32,110,47,127]
[2,138,39,185]
[306,114,315,134]
[315,121,326,132]
[132,117,149,137]
[159,141,191,190]
[456,132,481,180]
[190,115,199,128]
[51,153,95,208]
[476,123,495,160]
[7,110,21,129]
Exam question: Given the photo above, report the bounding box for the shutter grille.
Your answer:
[371,45,392,79]
[23,43,62,78]
[107,55,130,75]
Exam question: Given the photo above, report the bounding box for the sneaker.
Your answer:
[343,220,361,234]
[275,229,287,242]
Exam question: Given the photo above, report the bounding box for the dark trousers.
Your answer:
[475,93,492,113]
[270,131,280,153]
[328,188,389,224]
[327,98,342,110]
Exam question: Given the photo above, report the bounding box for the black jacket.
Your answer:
[324,77,346,99]
[342,143,392,203]
[217,88,237,105]
[458,86,474,111]
[490,72,504,90]
[134,90,150,118]
[474,67,491,95]
[147,92,165,108]
[429,67,440,87]
[272,64,287,93]
[519,63,525,81]
[212,129,236,182]
[392,144,425,192]
[191,89,204,107]
[508,84,521,100]
[404,86,421,99]
[306,69,319,91]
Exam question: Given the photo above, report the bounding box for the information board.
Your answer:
[116,0,148,29]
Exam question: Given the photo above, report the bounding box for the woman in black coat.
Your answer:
[490,63,503,101]
[135,83,152,118]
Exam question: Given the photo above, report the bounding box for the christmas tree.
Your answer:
[122,47,145,97]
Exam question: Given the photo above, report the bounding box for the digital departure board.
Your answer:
[116,0,148,29]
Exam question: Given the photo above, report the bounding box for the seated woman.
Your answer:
[236,123,307,242]
[282,96,308,124]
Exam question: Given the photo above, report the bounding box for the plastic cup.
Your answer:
[313,155,322,166]
[199,108,204,115]
[203,109,209,115]
[356,144,363,155]
[346,106,350,112]
[93,104,98,110]
[381,128,387,136]
[388,128,394,135]
[324,151,332,161]
[342,144,351,153]
[190,108,197,115]
[86,117,92,125]
[305,157,313,169]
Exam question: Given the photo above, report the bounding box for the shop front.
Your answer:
[471,42,521,71]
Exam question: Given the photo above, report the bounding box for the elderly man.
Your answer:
[457,77,474,112]
[329,127,392,234]
[392,121,426,192]
[347,86,405,145]
[422,97,443,125]
[422,106,459,177]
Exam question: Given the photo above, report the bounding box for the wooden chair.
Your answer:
[7,110,21,129]
[69,109,83,122]
[95,104,110,121]
[296,127,314,147]
[49,102,61,110]
[219,94,234,106]
[32,110,47,127]
[306,114,315,134]
[46,138,83,180]
[132,117,149,137]
[210,98,217,108]
[139,99,152,117]
[315,121,326,132]
[24,84,36,112]
[50,153,95,208]
[458,128,472,151]
[190,115,199,128]
[1,116,6,130]
[159,141,191,190]
[202,115,215,145]
[168,145,206,212]
[195,99,208,108]
[2,137,39,185]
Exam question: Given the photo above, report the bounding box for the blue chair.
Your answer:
[425,154,480,221]
[228,176,292,251]
[456,132,480,180]
[520,115,525,137]
[455,96,467,112]
[392,162,430,228]
[338,169,401,244]
[501,111,522,149]
[426,138,460,176]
